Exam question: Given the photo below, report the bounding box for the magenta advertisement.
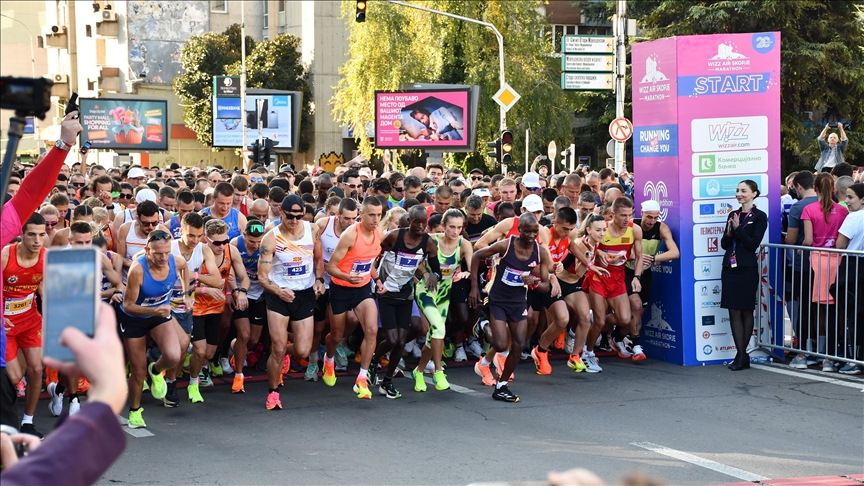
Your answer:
[374,89,470,150]
[632,32,781,366]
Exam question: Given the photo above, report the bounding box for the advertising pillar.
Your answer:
[632,32,782,365]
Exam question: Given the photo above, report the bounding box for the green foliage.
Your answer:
[332,0,588,173]
[580,0,864,169]
[173,25,312,152]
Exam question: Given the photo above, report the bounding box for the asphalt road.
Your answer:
[23,354,864,485]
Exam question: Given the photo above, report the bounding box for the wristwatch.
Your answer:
[54,139,72,152]
[316,277,325,283]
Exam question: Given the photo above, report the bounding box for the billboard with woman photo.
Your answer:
[374,88,471,150]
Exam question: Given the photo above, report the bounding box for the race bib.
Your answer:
[141,289,171,307]
[282,261,310,279]
[609,250,628,266]
[395,252,421,271]
[501,266,526,287]
[441,264,457,279]
[351,260,373,276]
[4,295,33,316]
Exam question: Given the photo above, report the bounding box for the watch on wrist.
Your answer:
[54,139,72,152]
[316,277,325,283]
[634,275,642,281]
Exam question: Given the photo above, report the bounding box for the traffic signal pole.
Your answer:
[614,0,627,170]
[241,6,248,171]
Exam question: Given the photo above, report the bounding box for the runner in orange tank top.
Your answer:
[322,197,385,399]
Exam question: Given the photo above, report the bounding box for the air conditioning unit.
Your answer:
[49,74,70,97]
[52,74,69,84]
[45,25,68,48]
[101,10,117,21]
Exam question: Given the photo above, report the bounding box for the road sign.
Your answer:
[606,139,616,158]
[561,54,614,73]
[561,73,613,91]
[561,35,614,54]
[609,117,633,142]
[492,83,521,112]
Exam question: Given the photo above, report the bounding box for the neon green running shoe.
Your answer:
[142,380,149,392]
[128,408,146,429]
[412,368,427,392]
[210,360,223,377]
[442,342,455,359]
[187,383,204,403]
[182,354,191,373]
[148,363,167,400]
[432,370,450,391]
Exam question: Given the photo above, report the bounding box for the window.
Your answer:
[210,0,227,13]
[278,0,285,13]
[551,24,577,53]
[263,0,268,32]
[85,24,92,37]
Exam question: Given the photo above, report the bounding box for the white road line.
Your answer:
[751,364,864,391]
[630,442,768,482]
[423,376,485,396]
[117,415,155,437]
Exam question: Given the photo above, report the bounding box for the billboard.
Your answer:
[79,98,169,151]
[212,91,299,150]
[374,88,471,150]
[632,32,781,366]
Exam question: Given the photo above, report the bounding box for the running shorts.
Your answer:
[119,314,172,339]
[232,298,268,326]
[379,297,413,331]
[450,279,470,305]
[588,268,626,299]
[559,275,586,297]
[624,267,653,306]
[329,283,373,316]
[172,311,193,334]
[489,301,529,323]
[314,289,330,322]
[192,313,222,345]
[4,314,42,363]
[265,287,316,321]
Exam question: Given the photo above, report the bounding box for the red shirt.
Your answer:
[3,244,46,322]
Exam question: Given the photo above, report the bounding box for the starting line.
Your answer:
[631,441,768,482]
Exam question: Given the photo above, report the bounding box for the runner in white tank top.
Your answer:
[170,239,204,314]
[123,221,148,281]
[319,216,340,289]
[269,221,316,291]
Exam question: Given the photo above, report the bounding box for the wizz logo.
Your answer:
[708,122,750,142]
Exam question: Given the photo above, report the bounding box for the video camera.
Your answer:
[0,76,54,120]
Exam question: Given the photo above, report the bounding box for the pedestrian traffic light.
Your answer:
[263,138,279,168]
[355,1,366,22]
[247,139,260,165]
[487,138,500,164]
[500,130,514,166]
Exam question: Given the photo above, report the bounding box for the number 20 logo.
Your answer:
[642,181,669,221]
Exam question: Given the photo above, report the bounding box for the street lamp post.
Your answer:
[1,13,42,150]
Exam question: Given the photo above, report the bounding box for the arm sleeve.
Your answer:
[2,148,67,236]
[0,402,126,486]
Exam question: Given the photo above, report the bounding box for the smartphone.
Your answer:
[42,248,101,362]
[65,92,79,118]
[80,139,92,156]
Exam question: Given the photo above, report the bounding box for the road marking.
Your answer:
[631,442,768,482]
[117,415,155,437]
[423,376,484,396]
[751,364,864,391]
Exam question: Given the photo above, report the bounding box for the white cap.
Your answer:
[127,167,146,179]
[521,172,541,188]
[521,194,543,213]
[641,199,661,212]
[135,188,157,204]
[359,167,372,179]
[473,187,491,197]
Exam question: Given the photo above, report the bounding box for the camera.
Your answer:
[0,424,28,459]
[0,76,54,120]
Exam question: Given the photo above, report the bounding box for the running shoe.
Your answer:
[353,377,372,399]
[531,346,552,375]
[442,341,455,359]
[412,368,427,392]
[163,381,179,408]
[16,380,25,397]
[596,335,613,353]
[210,360,223,377]
[410,340,423,358]
[354,352,363,364]
[220,357,234,375]
[69,396,80,415]
[335,344,349,370]
[148,363,167,400]
[494,354,514,382]
[454,346,468,362]
[492,384,520,403]
[188,383,204,403]
[281,354,291,375]
[631,345,647,361]
[520,348,532,361]
[567,354,587,373]
[822,360,837,372]
[19,423,43,438]
[582,351,602,373]
[466,339,484,358]
[367,366,379,387]
[554,332,566,351]
[806,356,819,366]
[565,331,576,355]
[424,360,436,373]
[232,375,245,394]
[612,338,633,358]
[789,355,808,369]
[143,380,150,392]
[472,319,492,343]
[323,360,337,386]
[128,408,146,429]
[266,391,282,410]
[47,382,64,417]
[474,361,495,386]
[199,368,214,387]
[304,361,319,382]
[432,370,450,390]
[182,354,191,374]
[839,363,864,375]
[379,380,401,399]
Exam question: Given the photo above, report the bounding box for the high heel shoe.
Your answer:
[729,354,750,371]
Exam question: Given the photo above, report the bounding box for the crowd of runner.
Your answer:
[4,150,685,434]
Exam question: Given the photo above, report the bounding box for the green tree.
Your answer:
[580,0,864,169]
[332,0,588,173]
[173,25,312,152]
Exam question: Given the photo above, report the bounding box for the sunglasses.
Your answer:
[250,178,264,183]
[71,182,86,188]
[282,212,303,221]
[45,221,59,227]
[147,230,171,242]
[346,183,361,189]
[393,187,404,192]
[525,186,541,192]
[140,220,159,227]
[210,238,230,246]
[246,223,265,236]
[471,176,483,181]
[118,193,133,200]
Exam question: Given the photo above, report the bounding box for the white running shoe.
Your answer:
[612,338,633,358]
[69,396,81,415]
[466,339,484,358]
[565,331,576,355]
[789,355,808,369]
[582,352,603,373]
[822,360,837,372]
[454,346,468,362]
[47,382,63,417]
[220,356,234,375]
[411,341,423,359]
[631,345,647,361]
[425,360,436,372]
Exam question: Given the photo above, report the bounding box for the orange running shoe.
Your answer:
[232,375,245,394]
[567,354,587,372]
[281,353,291,375]
[45,367,59,388]
[494,353,514,382]
[322,360,336,386]
[531,346,552,375]
[553,332,566,351]
[265,391,282,410]
[474,361,495,386]
[353,377,372,399]
[78,377,90,393]
[380,356,390,368]
[354,352,362,364]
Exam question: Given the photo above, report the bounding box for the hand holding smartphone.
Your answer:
[42,248,100,362]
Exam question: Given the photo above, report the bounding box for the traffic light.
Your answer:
[355,1,366,22]
[487,138,500,164]
[263,138,279,168]
[500,129,514,166]
[247,139,260,166]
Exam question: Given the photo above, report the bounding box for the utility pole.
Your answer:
[614,0,627,170]
[241,5,248,171]
[0,14,41,151]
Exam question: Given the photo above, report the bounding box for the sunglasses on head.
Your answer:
[210,238,230,246]
[147,230,171,242]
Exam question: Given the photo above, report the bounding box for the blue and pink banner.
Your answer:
[632,32,782,365]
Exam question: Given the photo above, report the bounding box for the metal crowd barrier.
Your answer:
[755,243,864,366]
